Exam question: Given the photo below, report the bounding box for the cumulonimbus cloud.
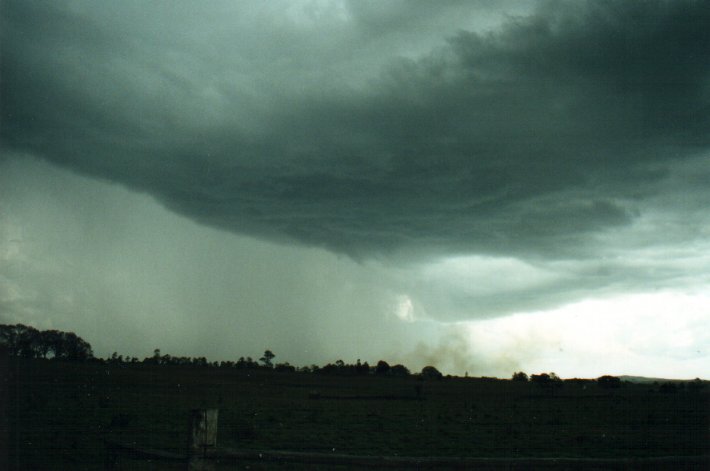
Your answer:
[2,0,709,259]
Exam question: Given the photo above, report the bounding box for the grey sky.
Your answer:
[1,1,709,377]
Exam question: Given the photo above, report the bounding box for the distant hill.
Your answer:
[619,375,706,383]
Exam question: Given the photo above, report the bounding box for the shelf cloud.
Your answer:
[4,0,708,259]
[2,1,709,376]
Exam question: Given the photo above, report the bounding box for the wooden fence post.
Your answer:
[187,409,218,471]
[0,347,9,471]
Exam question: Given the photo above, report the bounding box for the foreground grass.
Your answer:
[4,358,709,469]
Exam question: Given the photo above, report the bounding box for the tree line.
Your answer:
[0,324,443,378]
[109,348,445,379]
[0,324,93,361]
[1,324,705,391]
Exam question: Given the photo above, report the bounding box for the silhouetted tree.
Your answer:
[375,360,391,375]
[0,324,41,357]
[390,364,410,377]
[260,350,275,368]
[237,356,259,369]
[0,324,93,360]
[597,375,621,389]
[421,366,443,380]
[531,373,551,386]
[36,330,57,358]
[355,359,370,375]
[65,331,91,360]
[512,371,529,382]
[531,372,563,395]
[275,362,296,373]
[318,362,340,375]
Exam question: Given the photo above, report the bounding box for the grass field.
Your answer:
[4,357,709,470]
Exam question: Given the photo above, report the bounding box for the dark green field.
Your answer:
[3,357,709,470]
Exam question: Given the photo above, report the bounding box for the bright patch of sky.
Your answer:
[455,292,710,379]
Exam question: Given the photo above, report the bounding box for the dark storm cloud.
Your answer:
[2,0,709,258]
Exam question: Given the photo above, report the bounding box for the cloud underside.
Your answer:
[2,0,709,259]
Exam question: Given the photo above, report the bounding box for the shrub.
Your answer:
[512,371,529,382]
[375,360,391,375]
[421,366,443,380]
[390,364,410,377]
[597,375,622,389]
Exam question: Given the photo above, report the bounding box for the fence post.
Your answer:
[0,346,9,471]
[187,409,218,471]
